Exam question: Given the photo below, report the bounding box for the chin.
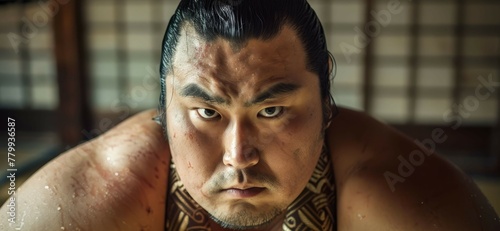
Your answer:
[207,202,285,230]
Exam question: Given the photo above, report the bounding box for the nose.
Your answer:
[223,120,259,169]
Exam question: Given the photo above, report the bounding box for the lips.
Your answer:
[222,187,266,198]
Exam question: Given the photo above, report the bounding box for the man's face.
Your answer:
[165,25,325,229]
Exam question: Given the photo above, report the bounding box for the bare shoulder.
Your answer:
[0,110,171,231]
[327,107,500,231]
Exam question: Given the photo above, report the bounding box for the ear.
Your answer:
[328,55,333,74]
[324,52,336,130]
[323,97,334,129]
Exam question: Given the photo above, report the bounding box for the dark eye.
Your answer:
[196,108,220,119]
[258,106,284,118]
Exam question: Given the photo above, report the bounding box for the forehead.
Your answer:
[170,24,312,97]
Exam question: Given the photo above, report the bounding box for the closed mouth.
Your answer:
[222,187,266,198]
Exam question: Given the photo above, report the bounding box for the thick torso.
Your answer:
[2,109,497,230]
[165,147,337,230]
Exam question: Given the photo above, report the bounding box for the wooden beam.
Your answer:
[494,22,500,173]
[52,0,91,146]
[407,0,420,124]
[362,0,374,114]
[18,3,32,108]
[115,0,129,105]
[452,0,465,119]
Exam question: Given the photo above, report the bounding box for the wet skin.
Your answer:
[1,26,499,230]
[164,24,325,229]
[1,108,500,230]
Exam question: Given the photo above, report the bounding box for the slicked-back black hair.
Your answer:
[158,0,336,131]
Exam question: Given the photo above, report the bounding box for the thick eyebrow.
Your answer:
[247,83,300,106]
[179,84,228,105]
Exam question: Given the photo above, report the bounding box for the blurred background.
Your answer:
[0,0,499,213]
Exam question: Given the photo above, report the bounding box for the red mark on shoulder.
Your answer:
[187,161,193,169]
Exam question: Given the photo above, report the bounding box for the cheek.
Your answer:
[267,150,317,201]
[166,108,219,190]
[280,107,323,150]
[268,107,324,195]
